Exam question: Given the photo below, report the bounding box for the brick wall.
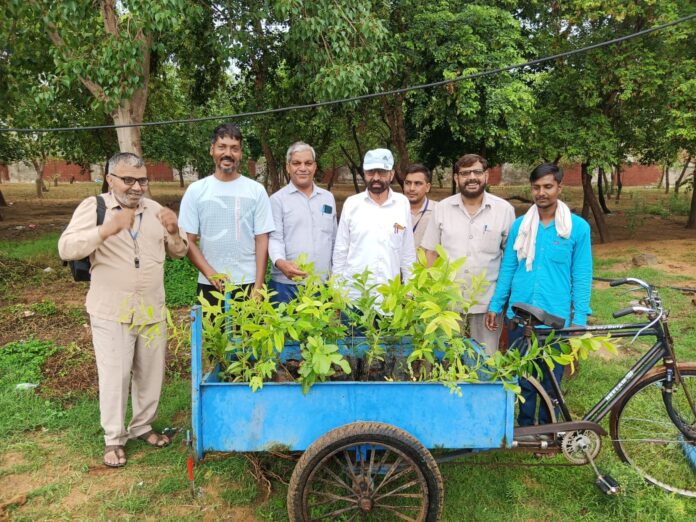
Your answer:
[487,165,502,185]
[43,159,91,182]
[0,163,8,182]
[145,161,173,181]
[619,164,661,186]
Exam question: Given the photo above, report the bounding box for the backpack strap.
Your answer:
[95,195,106,226]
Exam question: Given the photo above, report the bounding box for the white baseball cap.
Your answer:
[363,149,394,171]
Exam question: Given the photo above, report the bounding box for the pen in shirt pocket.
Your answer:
[483,224,488,234]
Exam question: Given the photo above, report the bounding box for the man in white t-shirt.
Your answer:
[178,123,275,304]
[332,148,416,305]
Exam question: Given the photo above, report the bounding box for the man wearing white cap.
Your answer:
[332,149,416,304]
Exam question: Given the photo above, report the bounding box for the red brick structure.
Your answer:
[145,161,174,181]
[37,159,177,182]
[555,163,660,187]
[487,165,502,185]
[0,163,8,182]
[619,164,661,186]
[43,159,91,182]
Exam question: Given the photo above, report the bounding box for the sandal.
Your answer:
[137,430,172,448]
[104,445,127,467]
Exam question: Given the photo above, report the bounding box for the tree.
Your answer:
[517,1,693,242]
[396,1,535,171]
[8,0,194,155]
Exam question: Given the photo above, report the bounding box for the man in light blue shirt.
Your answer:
[268,142,337,304]
[178,123,275,306]
[486,162,592,426]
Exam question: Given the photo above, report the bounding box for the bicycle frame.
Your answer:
[532,318,672,426]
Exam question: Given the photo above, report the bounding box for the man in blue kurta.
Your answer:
[486,163,592,426]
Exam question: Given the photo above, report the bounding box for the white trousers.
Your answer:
[90,316,167,446]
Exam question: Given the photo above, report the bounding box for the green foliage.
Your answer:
[189,248,612,396]
[0,339,58,385]
[29,300,58,316]
[0,233,60,260]
[163,257,198,307]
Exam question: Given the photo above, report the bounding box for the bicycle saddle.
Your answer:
[511,303,566,330]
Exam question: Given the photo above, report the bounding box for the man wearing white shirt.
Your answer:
[332,149,416,304]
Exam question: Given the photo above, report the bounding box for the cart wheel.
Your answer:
[287,421,443,522]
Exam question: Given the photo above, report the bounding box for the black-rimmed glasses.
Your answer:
[110,174,149,186]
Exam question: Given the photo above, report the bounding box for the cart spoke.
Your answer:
[317,461,355,493]
[376,505,420,522]
[308,490,358,505]
[310,504,360,520]
[343,450,359,482]
[367,446,376,479]
[373,463,413,495]
[373,454,402,493]
[374,479,421,501]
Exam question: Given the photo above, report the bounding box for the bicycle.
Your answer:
[507,277,696,497]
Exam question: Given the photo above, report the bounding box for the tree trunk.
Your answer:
[687,180,696,229]
[382,95,408,188]
[0,190,7,206]
[581,162,611,243]
[597,167,611,214]
[112,104,143,155]
[260,135,280,193]
[664,164,670,194]
[674,156,692,194]
[30,159,46,199]
[327,158,336,191]
[178,168,184,188]
[608,165,617,197]
[615,166,623,202]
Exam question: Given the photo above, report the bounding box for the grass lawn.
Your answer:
[1,187,696,520]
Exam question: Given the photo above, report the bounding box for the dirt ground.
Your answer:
[1,181,695,520]
[1,181,694,275]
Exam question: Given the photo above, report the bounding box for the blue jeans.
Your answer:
[268,280,298,306]
[508,324,565,426]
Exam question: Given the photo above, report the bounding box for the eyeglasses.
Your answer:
[456,169,486,178]
[110,174,149,186]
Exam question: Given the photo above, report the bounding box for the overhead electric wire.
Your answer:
[1,12,694,134]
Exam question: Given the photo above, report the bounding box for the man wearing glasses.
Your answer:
[332,148,416,305]
[59,152,188,468]
[421,154,515,354]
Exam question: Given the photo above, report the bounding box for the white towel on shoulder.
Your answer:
[514,200,572,271]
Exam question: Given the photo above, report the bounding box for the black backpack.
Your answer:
[66,195,106,282]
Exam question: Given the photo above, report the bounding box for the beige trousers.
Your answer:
[90,315,167,446]
[466,312,502,355]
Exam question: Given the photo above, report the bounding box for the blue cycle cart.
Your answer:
[190,305,515,521]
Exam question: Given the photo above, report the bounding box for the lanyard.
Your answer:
[412,199,429,233]
[129,213,143,268]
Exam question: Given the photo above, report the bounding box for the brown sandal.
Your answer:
[104,445,127,467]
[137,430,172,448]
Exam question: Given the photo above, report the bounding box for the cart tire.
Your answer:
[287,421,443,522]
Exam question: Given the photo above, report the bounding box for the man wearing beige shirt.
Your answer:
[59,152,188,468]
[421,154,515,354]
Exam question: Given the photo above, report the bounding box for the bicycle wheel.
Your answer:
[287,421,443,522]
[610,367,696,496]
